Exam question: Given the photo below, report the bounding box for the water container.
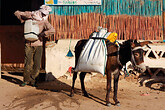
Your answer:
[24,20,39,41]
[107,32,118,43]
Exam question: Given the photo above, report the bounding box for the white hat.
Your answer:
[31,10,43,21]
[39,5,52,15]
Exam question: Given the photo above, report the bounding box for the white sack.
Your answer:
[75,28,111,75]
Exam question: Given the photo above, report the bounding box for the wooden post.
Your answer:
[162,0,165,40]
[163,11,165,40]
[0,43,1,79]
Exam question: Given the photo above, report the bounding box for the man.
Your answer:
[14,5,55,87]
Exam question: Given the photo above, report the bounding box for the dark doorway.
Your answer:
[0,0,45,70]
[0,0,44,25]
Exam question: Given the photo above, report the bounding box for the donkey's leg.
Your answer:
[70,72,78,97]
[106,72,112,106]
[113,72,120,106]
[80,72,89,97]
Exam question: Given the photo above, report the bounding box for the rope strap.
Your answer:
[24,32,38,36]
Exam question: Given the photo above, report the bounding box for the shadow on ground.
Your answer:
[1,72,110,108]
[1,72,23,85]
[1,72,83,110]
[138,74,165,92]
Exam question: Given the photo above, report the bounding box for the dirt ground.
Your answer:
[0,71,165,110]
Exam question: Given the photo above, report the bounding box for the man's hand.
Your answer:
[38,32,45,41]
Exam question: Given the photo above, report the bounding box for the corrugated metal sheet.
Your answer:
[48,0,164,40]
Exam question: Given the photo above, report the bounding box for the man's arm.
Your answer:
[43,20,55,37]
[14,10,32,23]
[38,20,55,40]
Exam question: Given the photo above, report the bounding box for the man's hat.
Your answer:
[39,5,52,15]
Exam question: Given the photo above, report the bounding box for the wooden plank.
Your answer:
[0,43,1,79]
[163,12,165,40]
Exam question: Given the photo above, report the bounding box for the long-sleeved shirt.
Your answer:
[14,10,55,46]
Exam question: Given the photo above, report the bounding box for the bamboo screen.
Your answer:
[48,0,164,40]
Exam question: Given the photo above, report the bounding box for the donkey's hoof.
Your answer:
[70,93,74,97]
[115,102,120,106]
[84,93,89,97]
[83,92,89,97]
[106,103,111,107]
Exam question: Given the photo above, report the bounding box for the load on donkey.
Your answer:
[70,27,151,106]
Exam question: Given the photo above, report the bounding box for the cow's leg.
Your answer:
[70,72,78,97]
[106,72,112,106]
[80,72,89,97]
[113,72,120,106]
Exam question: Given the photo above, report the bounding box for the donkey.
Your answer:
[70,39,151,106]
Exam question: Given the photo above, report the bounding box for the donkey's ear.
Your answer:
[134,39,138,43]
[139,41,152,47]
[131,42,136,48]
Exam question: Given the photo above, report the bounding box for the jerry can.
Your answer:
[107,32,118,43]
[24,20,39,41]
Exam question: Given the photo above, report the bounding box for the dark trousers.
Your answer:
[24,44,43,84]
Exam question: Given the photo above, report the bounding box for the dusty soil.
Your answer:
[0,71,165,110]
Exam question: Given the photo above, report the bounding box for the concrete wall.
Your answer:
[45,40,165,79]
[45,39,79,78]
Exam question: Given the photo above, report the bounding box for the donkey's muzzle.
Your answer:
[134,63,146,73]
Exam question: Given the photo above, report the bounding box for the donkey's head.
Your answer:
[121,40,151,73]
[129,40,151,73]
